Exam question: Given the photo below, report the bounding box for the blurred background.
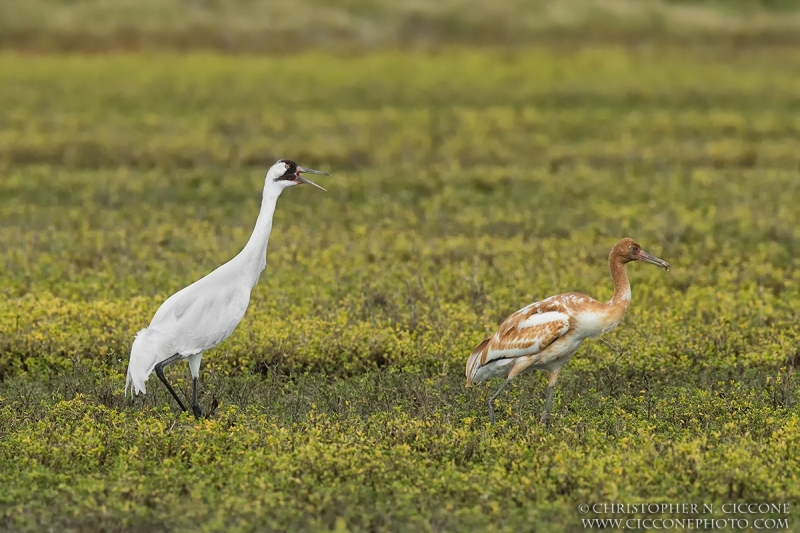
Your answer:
[3,0,800,52]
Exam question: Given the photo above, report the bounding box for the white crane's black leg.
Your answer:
[154,353,188,413]
[191,377,202,419]
[487,378,512,426]
[187,353,204,419]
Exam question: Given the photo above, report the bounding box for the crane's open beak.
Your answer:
[294,166,329,191]
[638,249,671,271]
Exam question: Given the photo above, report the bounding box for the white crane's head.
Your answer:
[267,159,329,191]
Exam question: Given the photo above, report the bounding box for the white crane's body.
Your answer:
[125,160,328,416]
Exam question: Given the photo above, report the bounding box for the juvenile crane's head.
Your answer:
[611,238,671,271]
[267,159,329,191]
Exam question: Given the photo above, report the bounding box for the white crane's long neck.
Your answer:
[235,183,282,285]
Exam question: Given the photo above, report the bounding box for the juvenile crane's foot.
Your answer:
[540,411,550,427]
[487,399,497,426]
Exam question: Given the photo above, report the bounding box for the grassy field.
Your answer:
[1,48,800,531]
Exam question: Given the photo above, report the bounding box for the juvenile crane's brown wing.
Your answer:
[466,299,570,385]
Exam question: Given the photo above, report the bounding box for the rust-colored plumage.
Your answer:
[466,238,670,426]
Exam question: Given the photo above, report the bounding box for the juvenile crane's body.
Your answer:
[466,238,670,425]
[125,160,328,417]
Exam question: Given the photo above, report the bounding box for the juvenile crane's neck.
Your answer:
[235,183,282,285]
[607,256,632,310]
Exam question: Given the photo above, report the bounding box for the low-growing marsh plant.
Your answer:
[1,47,800,531]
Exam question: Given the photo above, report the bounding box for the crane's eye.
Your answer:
[284,163,289,169]
[629,246,637,253]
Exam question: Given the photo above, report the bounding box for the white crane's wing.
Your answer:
[150,279,252,355]
[466,300,570,383]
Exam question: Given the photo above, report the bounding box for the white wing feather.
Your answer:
[150,278,251,356]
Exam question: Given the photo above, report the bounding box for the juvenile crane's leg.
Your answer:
[540,369,561,426]
[154,353,188,413]
[541,387,554,426]
[487,378,512,426]
[487,359,539,425]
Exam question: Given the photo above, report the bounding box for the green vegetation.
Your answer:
[1,47,800,531]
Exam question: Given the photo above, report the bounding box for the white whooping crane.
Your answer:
[125,160,329,417]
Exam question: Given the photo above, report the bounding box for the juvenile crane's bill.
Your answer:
[466,238,670,426]
[638,250,671,271]
[125,159,329,418]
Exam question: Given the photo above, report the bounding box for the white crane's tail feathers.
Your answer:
[125,328,172,398]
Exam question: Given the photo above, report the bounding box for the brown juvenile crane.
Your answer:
[465,238,670,425]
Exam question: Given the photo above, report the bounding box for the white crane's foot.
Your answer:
[487,400,496,426]
[192,404,203,419]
